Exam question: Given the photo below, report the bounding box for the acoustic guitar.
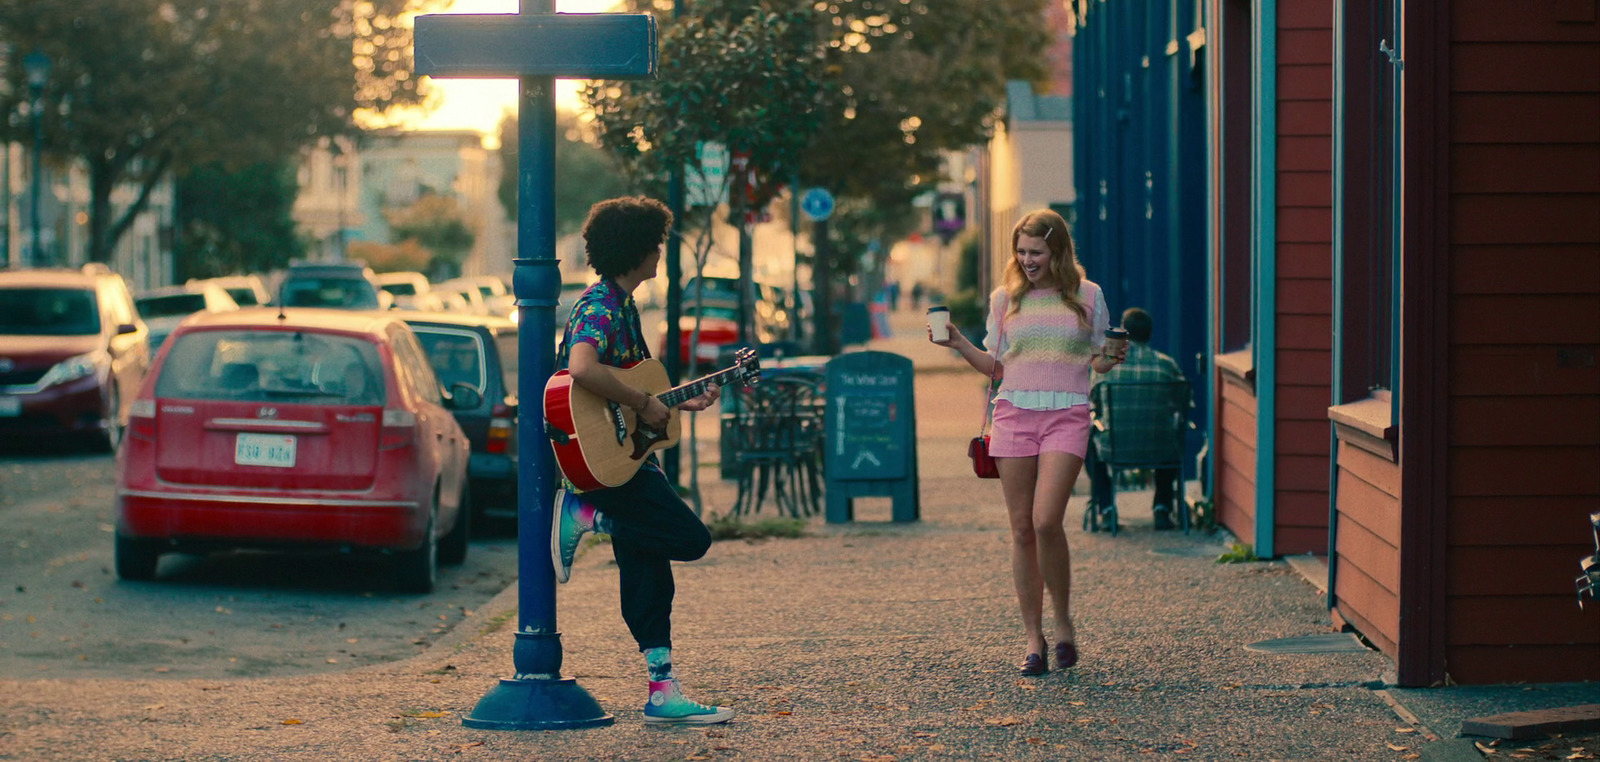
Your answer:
[543,348,761,490]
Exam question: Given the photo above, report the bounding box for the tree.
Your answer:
[584,3,827,512]
[174,161,304,281]
[496,111,630,237]
[595,0,1049,351]
[0,0,441,264]
[386,193,476,281]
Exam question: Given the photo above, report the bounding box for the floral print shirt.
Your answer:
[558,278,658,492]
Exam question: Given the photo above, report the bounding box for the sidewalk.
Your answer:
[2,306,1594,760]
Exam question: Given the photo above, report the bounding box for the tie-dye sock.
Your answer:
[644,647,674,683]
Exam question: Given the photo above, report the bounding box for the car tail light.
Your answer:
[128,399,156,441]
[380,408,415,450]
[487,403,513,455]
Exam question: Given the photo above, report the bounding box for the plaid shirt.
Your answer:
[1090,343,1190,463]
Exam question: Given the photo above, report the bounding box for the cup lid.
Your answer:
[927,306,950,312]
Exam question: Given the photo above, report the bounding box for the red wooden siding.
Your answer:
[1217,377,1259,542]
[1442,1,1600,683]
[1332,441,1401,654]
[1274,0,1335,556]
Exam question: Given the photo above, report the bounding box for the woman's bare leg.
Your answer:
[1033,451,1084,645]
[998,456,1045,656]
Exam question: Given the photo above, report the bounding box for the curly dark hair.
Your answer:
[581,196,673,279]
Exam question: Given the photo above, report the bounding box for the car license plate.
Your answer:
[235,433,297,468]
[0,396,18,417]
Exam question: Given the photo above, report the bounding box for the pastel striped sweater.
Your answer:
[986,282,1110,409]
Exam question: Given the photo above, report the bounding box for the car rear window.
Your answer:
[137,293,208,318]
[280,278,380,309]
[0,288,100,336]
[224,288,261,307]
[414,330,485,392]
[156,329,386,405]
[495,333,519,394]
[381,283,418,296]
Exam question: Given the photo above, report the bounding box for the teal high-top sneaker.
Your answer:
[641,647,733,724]
[643,679,735,725]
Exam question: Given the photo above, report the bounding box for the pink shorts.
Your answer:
[988,400,1091,459]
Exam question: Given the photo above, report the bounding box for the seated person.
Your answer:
[1088,307,1189,530]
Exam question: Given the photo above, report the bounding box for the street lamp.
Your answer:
[23,49,50,269]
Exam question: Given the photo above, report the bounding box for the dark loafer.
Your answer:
[1055,641,1079,669]
[1019,653,1047,676]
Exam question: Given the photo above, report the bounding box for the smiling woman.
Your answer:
[402,0,624,137]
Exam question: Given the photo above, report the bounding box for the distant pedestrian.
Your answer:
[911,282,925,310]
[1087,307,1189,530]
[928,209,1125,676]
[550,195,732,725]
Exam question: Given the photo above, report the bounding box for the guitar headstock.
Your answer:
[733,346,762,386]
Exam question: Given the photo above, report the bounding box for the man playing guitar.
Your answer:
[551,195,733,725]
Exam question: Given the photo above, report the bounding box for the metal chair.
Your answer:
[730,374,824,518]
[1083,379,1192,535]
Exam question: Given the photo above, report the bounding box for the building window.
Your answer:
[1335,0,1399,405]
[1219,0,1253,354]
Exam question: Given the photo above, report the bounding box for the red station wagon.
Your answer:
[114,308,476,593]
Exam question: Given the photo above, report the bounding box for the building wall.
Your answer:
[1440,0,1600,684]
[1331,439,1400,656]
[1272,0,1335,555]
[1216,365,1258,541]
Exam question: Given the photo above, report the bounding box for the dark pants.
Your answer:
[1087,447,1176,514]
[579,465,713,652]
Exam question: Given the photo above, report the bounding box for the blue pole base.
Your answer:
[461,677,615,730]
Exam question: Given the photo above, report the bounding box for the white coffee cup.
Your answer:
[927,306,951,342]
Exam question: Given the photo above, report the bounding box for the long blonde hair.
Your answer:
[1003,209,1088,322]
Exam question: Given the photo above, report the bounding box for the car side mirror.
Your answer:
[116,322,140,336]
[446,383,482,410]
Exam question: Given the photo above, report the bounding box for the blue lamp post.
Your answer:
[23,49,50,269]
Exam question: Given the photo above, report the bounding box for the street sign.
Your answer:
[414,14,657,79]
[685,142,729,207]
[801,187,835,221]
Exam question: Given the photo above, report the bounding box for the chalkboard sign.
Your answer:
[824,351,919,522]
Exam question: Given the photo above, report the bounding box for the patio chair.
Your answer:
[1083,378,1192,535]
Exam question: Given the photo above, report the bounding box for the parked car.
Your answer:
[403,313,520,526]
[432,282,490,316]
[442,275,515,318]
[375,271,435,311]
[135,282,240,352]
[659,276,783,371]
[277,262,391,310]
[0,264,150,451]
[188,274,272,308]
[113,307,477,593]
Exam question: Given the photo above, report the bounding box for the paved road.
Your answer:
[0,445,520,680]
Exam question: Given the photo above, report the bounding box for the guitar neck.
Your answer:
[656,365,745,408]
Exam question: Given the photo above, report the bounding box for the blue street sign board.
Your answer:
[801,187,835,221]
[414,14,657,79]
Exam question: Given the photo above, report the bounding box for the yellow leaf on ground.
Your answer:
[282,719,303,725]
[1387,743,1409,751]
[404,711,450,718]
[987,716,1023,726]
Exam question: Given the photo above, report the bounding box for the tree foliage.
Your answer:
[174,161,304,281]
[386,193,476,281]
[588,0,1048,332]
[496,111,631,237]
[585,2,827,212]
[0,0,441,264]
